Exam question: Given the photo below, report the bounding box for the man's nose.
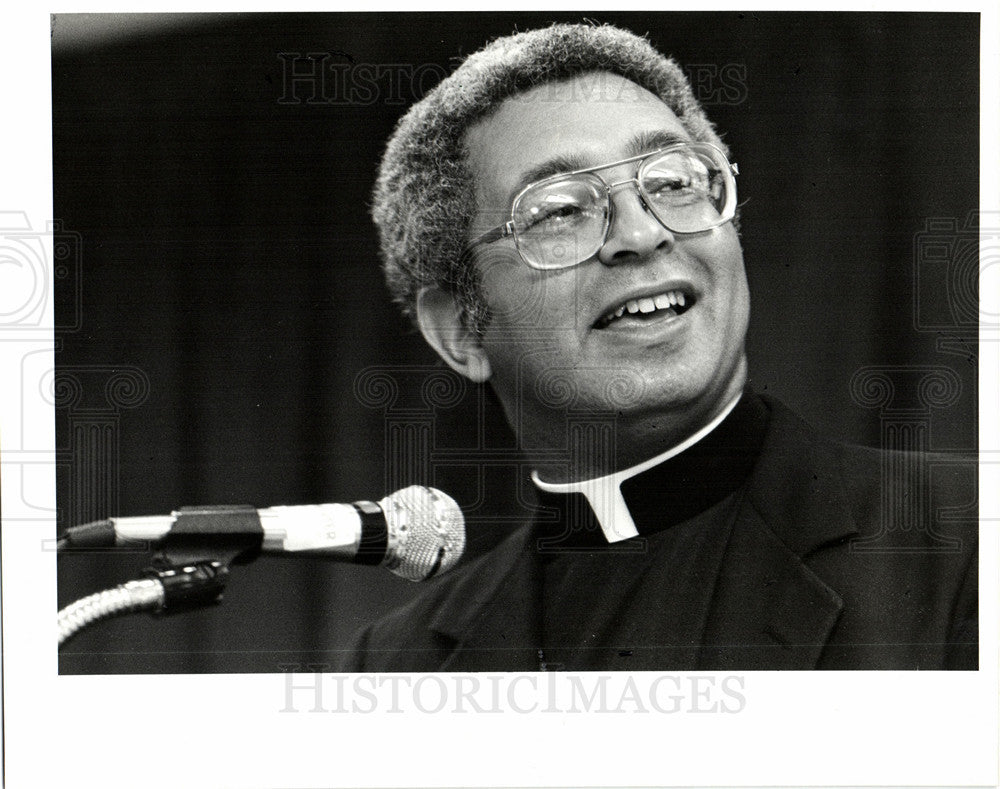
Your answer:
[597,180,675,265]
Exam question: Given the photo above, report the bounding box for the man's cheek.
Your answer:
[482,272,586,335]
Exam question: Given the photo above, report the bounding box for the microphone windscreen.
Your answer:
[379,486,465,581]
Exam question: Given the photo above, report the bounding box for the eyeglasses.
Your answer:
[463,142,739,271]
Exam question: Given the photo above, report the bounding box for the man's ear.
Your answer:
[415,287,491,383]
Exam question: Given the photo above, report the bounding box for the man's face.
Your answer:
[463,71,750,461]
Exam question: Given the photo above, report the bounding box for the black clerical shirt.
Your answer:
[533,390,770,671]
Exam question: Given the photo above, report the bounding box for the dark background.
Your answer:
[53,12,979,673]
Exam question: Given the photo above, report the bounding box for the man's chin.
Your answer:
[612,357,748,420]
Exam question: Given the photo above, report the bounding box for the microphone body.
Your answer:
[61,486,465,582]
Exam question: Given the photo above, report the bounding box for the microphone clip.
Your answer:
[154,504,264,567]
[143,560,230,614]
[143,505,263,614]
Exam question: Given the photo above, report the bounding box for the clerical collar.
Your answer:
[531,388,770,546]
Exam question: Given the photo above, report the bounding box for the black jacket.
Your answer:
[340,397,978,671]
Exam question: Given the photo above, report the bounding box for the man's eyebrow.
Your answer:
[507,153,590,204]
[627,129,691,156]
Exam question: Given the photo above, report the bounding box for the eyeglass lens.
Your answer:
[512,146,732,270]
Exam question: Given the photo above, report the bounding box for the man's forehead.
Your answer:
[463,71,692,211]
[514,128,693,188]
[517,70,646,102]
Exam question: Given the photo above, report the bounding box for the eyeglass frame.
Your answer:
[461,141,740,271]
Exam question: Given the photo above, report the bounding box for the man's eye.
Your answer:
[645,166,719,202]
[646,175,693,194]
[522,201,585,230]
[540,202,583,221]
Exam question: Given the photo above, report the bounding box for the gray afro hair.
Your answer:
[371,22,729,332]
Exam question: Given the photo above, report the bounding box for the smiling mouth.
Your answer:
[595,289,696,329]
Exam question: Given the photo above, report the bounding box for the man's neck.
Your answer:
[533,389,743,487]
[530,386,768,545]
[525,375,749,484]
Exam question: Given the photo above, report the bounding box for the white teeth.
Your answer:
[600,289,691,326]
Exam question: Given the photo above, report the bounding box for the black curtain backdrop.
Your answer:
[53,12,979,673]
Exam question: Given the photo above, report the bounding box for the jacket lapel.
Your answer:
[425,527,542,671]
[418,396,861,671]
[698,398,859,669]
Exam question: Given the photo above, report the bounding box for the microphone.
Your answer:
[58,485,466,582]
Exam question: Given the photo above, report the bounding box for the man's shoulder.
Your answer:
[739,395,977,668]
[748,393,976,564]
[759,394,975,498]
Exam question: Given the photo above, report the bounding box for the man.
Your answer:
[341,23,977,671]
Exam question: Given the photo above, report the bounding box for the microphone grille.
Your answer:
[379,486,465,582]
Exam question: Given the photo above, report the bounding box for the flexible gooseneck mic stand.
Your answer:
[57,505,264,647]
